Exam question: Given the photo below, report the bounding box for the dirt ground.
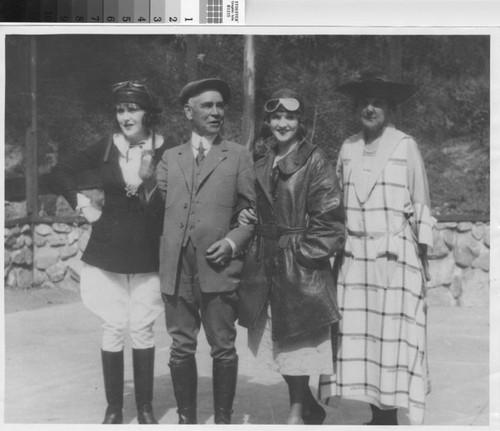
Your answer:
[4,285,81,314]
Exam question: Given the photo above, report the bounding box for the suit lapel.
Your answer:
[176,141,195,194]
[195,135,227,193]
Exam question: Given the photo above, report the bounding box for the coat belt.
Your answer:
[254,224,308,239]
[347,219,409,239]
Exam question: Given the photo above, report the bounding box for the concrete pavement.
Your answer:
[3,300,490,427]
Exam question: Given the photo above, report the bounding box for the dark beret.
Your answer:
[178,78,231,105]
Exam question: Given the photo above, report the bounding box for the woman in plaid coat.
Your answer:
[319,75,434,425]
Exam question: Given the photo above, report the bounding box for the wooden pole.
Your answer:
[388,37,403,124]
[26,36,39,288]
[185,35,198,82]
[241,35,255,151]
[26,36,39,218]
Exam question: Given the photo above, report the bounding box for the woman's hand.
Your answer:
[139,150,156,180]
[238,208,258,226]
[81,206,102,224]
[419,244,431,281]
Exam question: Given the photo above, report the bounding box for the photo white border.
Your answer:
[1,10,499,431]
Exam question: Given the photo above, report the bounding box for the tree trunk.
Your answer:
[185,35,198,82]
[388,37,402,124]
[241,35,255,151]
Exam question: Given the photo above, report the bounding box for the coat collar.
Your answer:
[351,123,407,203]
[254,138,316,206]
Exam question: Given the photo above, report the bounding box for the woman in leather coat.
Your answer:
[52,80,166,424]
[238,89,345,424]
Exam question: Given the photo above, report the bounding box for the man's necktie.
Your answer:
[196,144,206,165]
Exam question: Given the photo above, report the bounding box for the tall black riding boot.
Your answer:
[133,347,158,424]
[101,350,124,424]
[169,355,198,424]
[213,356,238,424]
[365,404,398,425]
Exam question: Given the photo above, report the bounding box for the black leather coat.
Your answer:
[238,139,345,341]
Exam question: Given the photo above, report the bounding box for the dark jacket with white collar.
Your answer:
[52,135,166,274]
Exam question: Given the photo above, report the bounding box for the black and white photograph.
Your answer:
[1,21,498,429]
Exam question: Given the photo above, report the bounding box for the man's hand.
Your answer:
[206,239,232,266]
[238,208,258,226]
[81,206,102,224]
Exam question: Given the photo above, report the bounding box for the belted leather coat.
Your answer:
[238,139,345,341]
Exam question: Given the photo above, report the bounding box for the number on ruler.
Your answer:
[75,16,84,22]
[90,16,100,21]
[59,16,69,22]
[153,17,162,22]
[107,16,115,22]
[169,17,178,22]
[122,16,131,22]
[138,17,146,22]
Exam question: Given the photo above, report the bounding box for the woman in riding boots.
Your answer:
[52,80,166,424]
[238,89,345,424]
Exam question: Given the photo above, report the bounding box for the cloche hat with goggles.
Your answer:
[112,80,162,113]
[264,88,304,114]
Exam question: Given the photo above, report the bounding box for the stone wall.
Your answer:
[4,223,90,292]
[427,221,489,307]
[4,220,490,307]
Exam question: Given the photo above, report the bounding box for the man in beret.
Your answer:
[144,78,255,424]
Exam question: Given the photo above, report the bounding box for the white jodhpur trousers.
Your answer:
[80,263,164,352]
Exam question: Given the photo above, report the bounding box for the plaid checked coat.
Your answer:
[319,124,434,424]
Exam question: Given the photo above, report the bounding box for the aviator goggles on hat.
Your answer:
[264,97,301,113]
[112,79,161,113]
[112,80,153,98]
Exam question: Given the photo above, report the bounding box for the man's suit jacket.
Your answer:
[156,135,256,294]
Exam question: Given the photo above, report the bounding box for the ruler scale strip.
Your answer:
[149,0,165,23]
[133,0,149,23]
[71,0,87,23]
[103,0,119,23]
[27,0,244,23]
[87,0,103,22]
[118,0,134,23]
[41,0,57,22]
[56,0,71,22]
[166,0,180,23]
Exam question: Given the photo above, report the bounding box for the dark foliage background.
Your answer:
[4,34,490,218]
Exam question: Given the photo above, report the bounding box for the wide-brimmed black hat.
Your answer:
[112,80,161,113]
[337,75,418,106]
[178,78,231,105]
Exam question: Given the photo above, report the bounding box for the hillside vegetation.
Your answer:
[4,34,489,218]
